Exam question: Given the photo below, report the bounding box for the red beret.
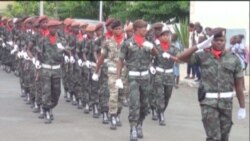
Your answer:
[105,18,115,26]
[79,22,88,27]
[46,20,62,27]
[64,18,74,26]
[85,25,96,32]
[24,17,34,24]
[36,15,48,24]
[71,21,80,27]
[153,22,163,29]
[95,23,103,31]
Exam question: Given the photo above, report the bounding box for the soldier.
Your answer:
[177,28,246,141]
[150,26,179,126]
[93,22,109,124]
[36,19,66,124]
[82,24,98,116]
[92,20,125,129]
[116,19,159,141]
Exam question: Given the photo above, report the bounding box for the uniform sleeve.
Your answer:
[189,52,201,65]
[234,57,244,78]
[119,41,128,60]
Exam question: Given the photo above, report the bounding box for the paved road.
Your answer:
[0,69,248,141]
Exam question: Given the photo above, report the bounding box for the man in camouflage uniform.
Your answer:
[177,28,246,141]
[92,20,125,129]
[151,27,179,126]
[36,20,66,124]
[116,19,159,141]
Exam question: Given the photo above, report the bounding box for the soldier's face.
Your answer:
[113,26,123,36]
[160,33,171,42]
[136,27,147,37]
[212,37,226,51]
[49,26,57,35]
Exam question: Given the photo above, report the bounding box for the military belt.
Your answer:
[108,67,117,73]
[42,64,61,70]
[156,67,173,73]
[129,70,149,76]
[205,92,234,98]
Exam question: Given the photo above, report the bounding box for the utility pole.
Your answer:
[40,1,44,16]
[99,1,103,22]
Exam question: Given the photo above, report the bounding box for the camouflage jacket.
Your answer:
[189,50,243,92]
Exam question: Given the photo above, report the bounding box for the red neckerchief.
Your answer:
[113,33,124,47]
[133,34,145,48]
[105,31,113,39]
[49,34,56,45]
[0,22,3,27]
[77,31,84,42]
[211,48,222,59]
[7,25,13,32]
[40,28,49,37]
[160,40,169,52]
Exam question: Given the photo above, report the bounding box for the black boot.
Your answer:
[50,109,54,120]
[152,109,158,121]
[116,114,122,127]
[136,124,143,138]
[158,112,166,126]
[102,112,109,124]
[72,94,77,106]
[110,115,117,130]
[84,103,89,114]
[20,89,25,98]
[93,104,99,118]
[130,126,138,141]
[33,103,40,113]
[25,93,31,105]
[44,109,52,124]
[66,92,71,102]
[77,100,83,109]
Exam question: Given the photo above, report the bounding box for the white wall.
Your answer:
[190,1,249,46]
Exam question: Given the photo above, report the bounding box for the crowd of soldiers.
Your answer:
[0,15,247,141]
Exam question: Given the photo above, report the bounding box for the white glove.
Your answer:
[64,56,70,63]
[162,52,171,59]
[7,41,14,46]
[92,73,99,81]
[2,42,6,48]
[57,43,64,50]
[35,60,41,69]
[17,52,23,58]
[32,57,36,65]
[23,52,29,60]
[70,56,75,64]
[142,41,154,50]
[115,79,123,89]
[196,35,214,50]
[237,108,246,120]
[85,60,91,68]
[78,59,83,67]
[155,39,160,45]
[149,66,156,75]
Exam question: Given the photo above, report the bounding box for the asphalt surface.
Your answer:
[0,68,249,141]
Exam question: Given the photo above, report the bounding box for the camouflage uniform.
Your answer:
[38,32,64,123]
[119,38,152,127]
[189,50,243,141]
[153,43,179,125]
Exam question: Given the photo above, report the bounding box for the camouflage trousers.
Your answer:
[89,67,99,107]
[128,74,150,126]
[98,65,109,113]
[22,60,34,93]
[82,66,90,106]
[68,64,83,100]
[107,71,119,115]
[35,69,43,106]
[29,65,36,103]
[200,98,233,141]
[41,67,61,110]
[148,74,156,110]
[62,63,70,93]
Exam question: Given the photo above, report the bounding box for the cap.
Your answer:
[105,18,115,26]
[153,22,163,29]
[46,20,62,27]
[80,22,88,27]
[85,25,96,32]
[211,27,226,38]
[71,21,80,27]
[160,24,171,35]
[133,19,147,30]
[95,23,103,31]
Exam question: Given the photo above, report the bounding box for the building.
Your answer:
[190,1,249,47]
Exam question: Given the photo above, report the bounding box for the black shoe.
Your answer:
[93,104,99,118]
[32,103,39,113]
[152,109,158,121]
[20,90,25,98]
[77,100,83,109]
[66,92,71,102]
[72,95,77,106]
[137,124,143,138]
[123,98,129,107]
[159,112,166,126]
[38,107,45,119]
[130,126,138,141]
[50,110,54,120]
[84,104,89,114]
[110,115,117,130]
[44,111,52,124]
[116,115,122,127]
[102,112,109,124]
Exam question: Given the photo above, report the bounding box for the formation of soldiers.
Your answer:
[0,15,246,141]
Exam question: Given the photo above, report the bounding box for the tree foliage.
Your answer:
[3,1,189,23]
